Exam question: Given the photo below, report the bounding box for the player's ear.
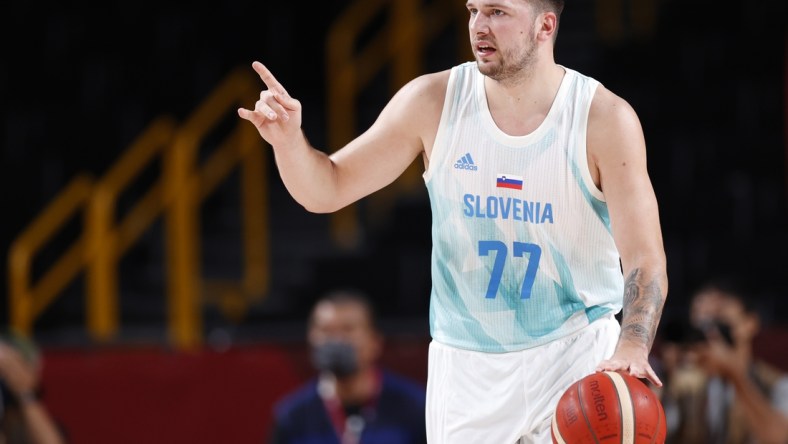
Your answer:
[537,12,558,42]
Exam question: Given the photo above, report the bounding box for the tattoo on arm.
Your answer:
[620,268,664,349]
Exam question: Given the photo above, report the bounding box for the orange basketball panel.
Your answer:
[552,371,666,444]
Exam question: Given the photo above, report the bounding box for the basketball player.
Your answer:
[238,0,668,442]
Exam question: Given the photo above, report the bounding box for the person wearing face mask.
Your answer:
[267,289,427,444]
[659,278,788,444]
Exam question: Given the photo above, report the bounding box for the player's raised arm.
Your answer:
[238,61,443,213]
[588,87,668,386]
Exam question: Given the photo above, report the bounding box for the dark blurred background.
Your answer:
[1,0,786,442]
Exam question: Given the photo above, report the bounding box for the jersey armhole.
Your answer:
[423,66,459,184]
[576,80,606,202]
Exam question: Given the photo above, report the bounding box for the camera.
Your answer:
[687,320,735,346]
[661,318,735,347]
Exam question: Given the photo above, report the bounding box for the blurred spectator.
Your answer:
[658,279,788,444]
[0,332,66,444]
[268,289,427,444]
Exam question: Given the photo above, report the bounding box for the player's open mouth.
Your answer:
[476,42,496,57]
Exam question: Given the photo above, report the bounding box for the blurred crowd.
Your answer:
[3,279,788,443]
[652,278,788,444]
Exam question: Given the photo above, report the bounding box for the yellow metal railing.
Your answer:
[165,68,268,348]
[8,68,268,349]
[87,117,177,341]
[9,174,95,336]
[326,0,467,248]
[9,0,474,347]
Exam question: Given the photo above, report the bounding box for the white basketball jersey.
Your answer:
[423,62,624,352]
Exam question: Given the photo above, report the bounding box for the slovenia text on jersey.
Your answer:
[462,194,554,224]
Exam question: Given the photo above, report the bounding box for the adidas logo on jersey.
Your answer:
[454,153,478,171]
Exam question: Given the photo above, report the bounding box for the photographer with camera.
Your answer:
[0,333,65,444]
[268,289,427,444]
[659,279,788,444]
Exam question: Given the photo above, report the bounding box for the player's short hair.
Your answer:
[530,0,564,18]
[527,0,564,40]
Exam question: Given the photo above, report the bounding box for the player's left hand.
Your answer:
[595,339,662,387]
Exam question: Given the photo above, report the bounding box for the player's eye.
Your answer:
[468,7,478,16]
[493,9,505,16]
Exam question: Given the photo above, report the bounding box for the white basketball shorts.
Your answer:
[425,315,620,444]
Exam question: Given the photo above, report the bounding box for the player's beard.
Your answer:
[476,33,538,85]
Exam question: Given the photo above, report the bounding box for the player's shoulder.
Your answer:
[396,69,451,106]
[382,69,452,134]
[586,79,647,161]
[588,83,641,130]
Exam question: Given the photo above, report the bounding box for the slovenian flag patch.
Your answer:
[496,174,523,190]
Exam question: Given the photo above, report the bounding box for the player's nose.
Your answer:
[469,13,490,35]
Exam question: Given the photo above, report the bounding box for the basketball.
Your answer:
[551,371,666,444]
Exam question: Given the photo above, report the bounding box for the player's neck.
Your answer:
[483,61,565,136]
[485,60,564,107]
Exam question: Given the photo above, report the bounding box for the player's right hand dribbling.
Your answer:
[237,61,303,149]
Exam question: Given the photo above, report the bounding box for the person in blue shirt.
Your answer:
[268,289,427,444]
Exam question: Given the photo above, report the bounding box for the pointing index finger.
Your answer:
[253,61,289,97]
